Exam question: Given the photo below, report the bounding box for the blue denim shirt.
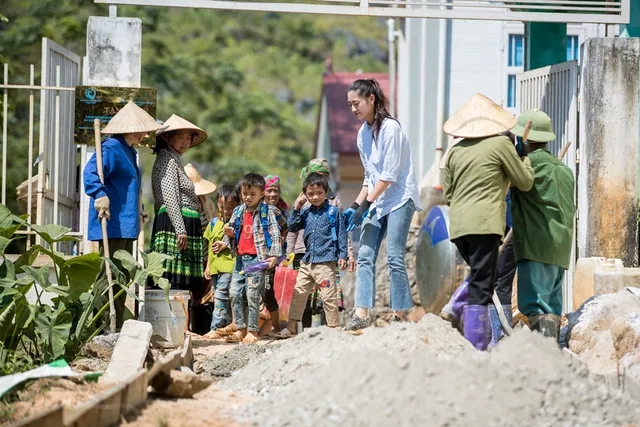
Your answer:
[288,200,347,264]
[84,135,141,241]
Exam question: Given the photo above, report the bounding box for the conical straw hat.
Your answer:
[439,137,464,170]
[184,163,216,196]
[443,93,517,139]
[157,115,208,148]
[101,101,165,135]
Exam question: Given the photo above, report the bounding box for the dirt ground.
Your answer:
[0,378,110,426]
[120,386,246,427]
[118,335,264,427]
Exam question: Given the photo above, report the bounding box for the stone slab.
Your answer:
[104,320,152,381]
[86,17,142,87]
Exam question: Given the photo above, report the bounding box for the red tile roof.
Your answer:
[318,72,390,155]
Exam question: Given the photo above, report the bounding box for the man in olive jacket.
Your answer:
[510,109,575,341]
[443,93,534,350]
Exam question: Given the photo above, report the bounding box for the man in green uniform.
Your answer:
[443,93,535,350]
[510,109,575,341]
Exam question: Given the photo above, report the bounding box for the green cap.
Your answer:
[511,109,556,143]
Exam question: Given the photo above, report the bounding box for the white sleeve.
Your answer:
[379,121,402,183]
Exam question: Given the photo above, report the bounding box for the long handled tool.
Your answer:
[492,128,572,336]
[490,120,532,336]
[94,118,117,333]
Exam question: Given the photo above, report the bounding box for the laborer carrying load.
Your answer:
[442,93,534,350]
[510,109,575,341]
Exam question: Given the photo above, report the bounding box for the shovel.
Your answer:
[94,118,117,333]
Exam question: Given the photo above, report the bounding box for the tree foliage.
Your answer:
[1,0,387,209]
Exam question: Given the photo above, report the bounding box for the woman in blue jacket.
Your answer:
[84,101,164,330]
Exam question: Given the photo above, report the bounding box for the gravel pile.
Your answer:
[220,315,640,427]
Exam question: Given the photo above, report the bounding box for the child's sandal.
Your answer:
[216,325,237,336]
[273,328,295,340]
[225,331,245,343]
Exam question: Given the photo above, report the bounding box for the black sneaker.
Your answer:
[344,312,371,331]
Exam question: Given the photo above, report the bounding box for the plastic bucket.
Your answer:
[144,289,190,348]
[273,266,297,321]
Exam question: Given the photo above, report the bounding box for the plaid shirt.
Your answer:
[224,202,283,262]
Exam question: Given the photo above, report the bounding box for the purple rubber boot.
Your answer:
[451,278,469,322]
[440,278,469,329]
[463,305,490,351]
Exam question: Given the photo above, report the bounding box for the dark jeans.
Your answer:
[98,238,134,331]
[495,231,516,306]
[452,234,501,306]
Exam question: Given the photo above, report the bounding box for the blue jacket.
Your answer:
[84,136,141,241]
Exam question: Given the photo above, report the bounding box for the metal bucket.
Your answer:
[415,205,469,314]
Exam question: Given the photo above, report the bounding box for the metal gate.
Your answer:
[1,37,82,255]
[516,60,579,313]
[38,39,82,252]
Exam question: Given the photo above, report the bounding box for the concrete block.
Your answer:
[572,257,624,311]
[86,17,142,87]
[578,37,640,268]
[104,320,152,381]
[594,268,640,298]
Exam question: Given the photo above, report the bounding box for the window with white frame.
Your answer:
[567,35,579,61]
[506,34,524,109]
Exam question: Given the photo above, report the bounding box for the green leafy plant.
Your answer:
[0,203,172,374]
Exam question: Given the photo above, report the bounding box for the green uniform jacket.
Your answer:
[444,135,535,240]
[511,149,575,269]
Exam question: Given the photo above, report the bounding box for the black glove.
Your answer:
[347,200,372,232]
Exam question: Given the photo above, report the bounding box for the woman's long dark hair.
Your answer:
[347,79,394,140]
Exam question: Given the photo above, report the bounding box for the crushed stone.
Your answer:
[195,344,270,378]
[221,315,640,427]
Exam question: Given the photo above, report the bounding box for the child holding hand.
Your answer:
[275,173,348,338]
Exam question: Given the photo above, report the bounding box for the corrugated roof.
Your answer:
[319,72,390,155]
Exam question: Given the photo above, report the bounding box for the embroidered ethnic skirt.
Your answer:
[150,205,204,290]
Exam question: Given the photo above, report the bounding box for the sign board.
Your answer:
[74,86,158,146]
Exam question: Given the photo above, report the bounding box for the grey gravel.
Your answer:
[220,314,640,427]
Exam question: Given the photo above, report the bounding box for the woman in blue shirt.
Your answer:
[344,79,422,331]
[84,101,164,330]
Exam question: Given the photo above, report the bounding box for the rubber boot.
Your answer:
[488,304,513,349]
[529,314,560,341]
[440,278,469,329]
[463,305,489,351]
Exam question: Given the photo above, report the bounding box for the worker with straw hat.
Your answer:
[150,114,208,306]
[510,109,574,342]
[442,93,534,350]
[84,100,164,330]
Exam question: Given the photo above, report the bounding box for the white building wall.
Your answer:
[398,10,606,184]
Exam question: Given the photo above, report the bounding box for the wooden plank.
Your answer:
[180,335,193,370]
[65,382,126,427]
[146,349,182,383]
[11,405,64,427]
[120,370,148,415]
